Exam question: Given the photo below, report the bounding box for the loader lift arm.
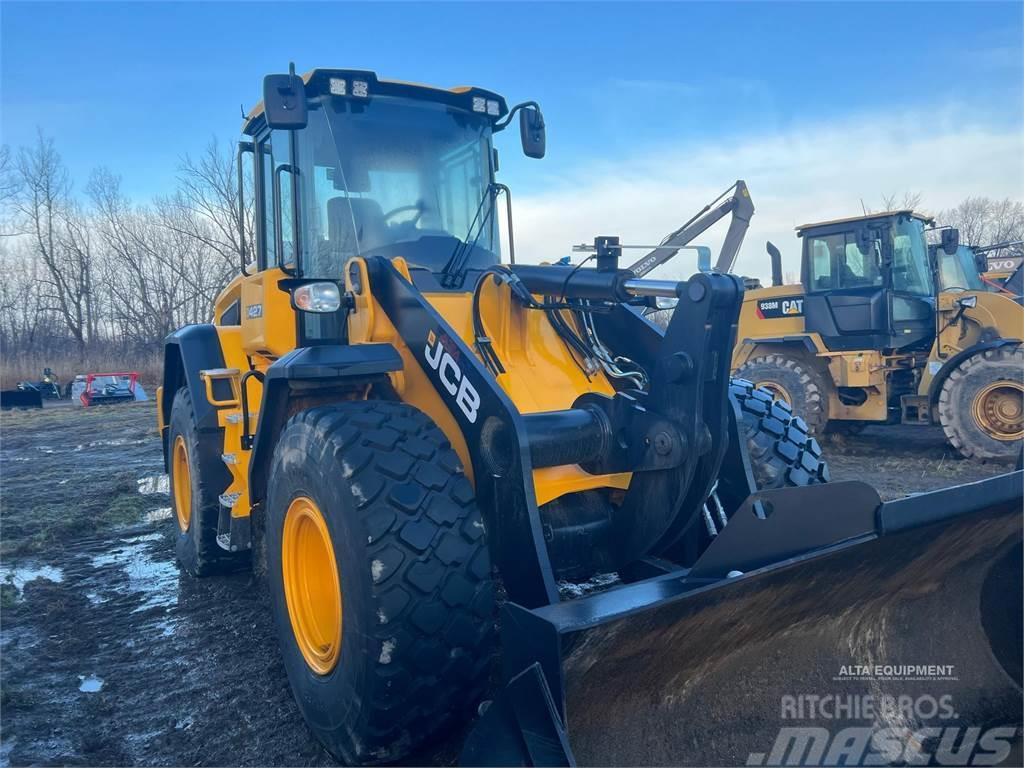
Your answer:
[627,180,754,277]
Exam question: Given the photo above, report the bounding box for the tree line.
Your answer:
[0,132,253,383]
[0,132,1021,383]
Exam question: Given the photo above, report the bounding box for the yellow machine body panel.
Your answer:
[918,290,1024,395]
[238,268,297,359]
[344,257,630,505]
[732,283,823,369]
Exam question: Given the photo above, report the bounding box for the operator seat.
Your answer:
[326,197,389,259]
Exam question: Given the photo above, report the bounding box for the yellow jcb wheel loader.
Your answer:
[733,211,1024,460]
[158,70,1023,766]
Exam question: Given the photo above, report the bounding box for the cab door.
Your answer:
[802,225,891,350]
[239,131,297,361]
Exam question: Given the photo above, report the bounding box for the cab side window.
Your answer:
[808,236,837,290]
[258,139,276,270]
[807,233,882,291]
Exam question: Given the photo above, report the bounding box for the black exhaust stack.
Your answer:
[766,241,784,286]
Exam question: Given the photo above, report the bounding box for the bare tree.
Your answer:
[12,131,95,355]
[937,197,1024,258]
[877,191,924,212]
[163,137,255,276]
[0,145,22,235]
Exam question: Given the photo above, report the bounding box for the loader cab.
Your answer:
[798,211,935,351]
[235,69,545,352]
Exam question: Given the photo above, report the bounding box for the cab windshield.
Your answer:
[296,96,498,277]
[937,246,985,291]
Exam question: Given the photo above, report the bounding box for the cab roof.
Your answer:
[242,68,509,135]
[796,210,934,235]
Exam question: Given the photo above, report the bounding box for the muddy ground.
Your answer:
[0,402,1014,766]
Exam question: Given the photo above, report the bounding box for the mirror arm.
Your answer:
[494,101,543,132]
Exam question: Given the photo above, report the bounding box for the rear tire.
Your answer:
[735,353,829,434]
[265,401,494,765]
[168,388,245,576]
[938,346,1023,460]
[730,378,830,488]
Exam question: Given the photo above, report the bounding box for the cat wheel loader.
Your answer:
[733,211,1024,460]
[158,70,1023,766]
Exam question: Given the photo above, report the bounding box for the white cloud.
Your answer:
[503,106,1024,283]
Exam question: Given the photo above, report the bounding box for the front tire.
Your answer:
[168,389,244,576]
[265,401,494,765]
[938,346,1023,460]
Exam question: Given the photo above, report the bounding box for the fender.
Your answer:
[161,324,227,468]
[738,335,820,355]
[247,343,403,507]
[927,338,1022,405]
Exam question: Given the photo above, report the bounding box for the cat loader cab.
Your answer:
[734,211,1024,460]
[798,211,936,352]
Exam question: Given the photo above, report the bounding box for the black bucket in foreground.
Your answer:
[464,471,1023,767]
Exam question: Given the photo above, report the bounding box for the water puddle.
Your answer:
[144,507,172,523]
[89,438,146,448]
[153,618,179,638]
[78,674,104,693]
[90,533,178,612]
[137,475,169,495]
[0,564,64,599]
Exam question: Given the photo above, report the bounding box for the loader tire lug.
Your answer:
[729,377,830,492]
[735,353,829,434]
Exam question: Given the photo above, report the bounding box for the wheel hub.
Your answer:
[755,380,792,406]
[282,496,342,675]
[171,435,192,533]
[973,381,1024,441]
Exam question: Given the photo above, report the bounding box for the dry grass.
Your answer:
[1,350,163,390]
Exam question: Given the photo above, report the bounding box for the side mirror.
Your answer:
[263,73,308,129]
[941,227,960,256]
[520,106,546,159]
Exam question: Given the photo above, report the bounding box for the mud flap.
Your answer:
[465,471,1023,766]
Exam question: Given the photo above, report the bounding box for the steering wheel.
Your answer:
[382,202,424,226]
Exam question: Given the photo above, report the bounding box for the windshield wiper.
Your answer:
[441,183,496,288]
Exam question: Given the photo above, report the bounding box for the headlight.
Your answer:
[957,295,978,309]
[292,282,342,313]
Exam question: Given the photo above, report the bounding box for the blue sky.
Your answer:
[2,1,1022,275]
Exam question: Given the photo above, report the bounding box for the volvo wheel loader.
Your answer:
[733,211,1024,460]
[158,70,1023,766]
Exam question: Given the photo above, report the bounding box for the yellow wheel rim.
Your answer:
[281,496,342,675]
[972,381,1024,441]
[171,435,192,533]
[755,380,793,406]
